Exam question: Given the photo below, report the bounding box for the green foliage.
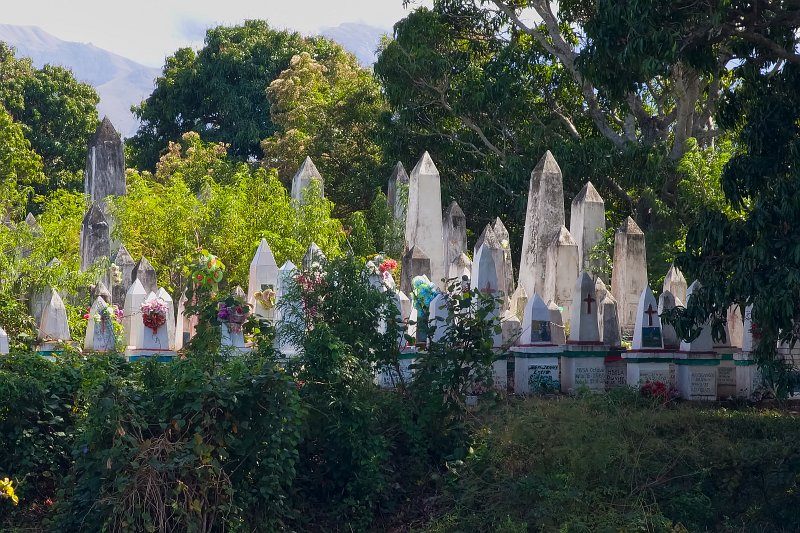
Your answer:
[423,395,800,532]
[0,106,45,220]
[112,133,343,292]
[344,211,375,258]
[0,43,99,193]
[262,48,389,215]
[130,21,342,169]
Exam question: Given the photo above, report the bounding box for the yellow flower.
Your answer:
[1,477,19,505]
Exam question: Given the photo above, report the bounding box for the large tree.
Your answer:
[129,20,342,169]
[262,47,389,215]
[0,43,99,193]
[0,106,45,220]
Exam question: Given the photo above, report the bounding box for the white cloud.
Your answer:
[2,0,430,66]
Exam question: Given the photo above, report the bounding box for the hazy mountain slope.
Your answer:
[0,24,159,137]
[320,22,388,66]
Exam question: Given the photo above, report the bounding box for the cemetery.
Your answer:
[4,2,800,530]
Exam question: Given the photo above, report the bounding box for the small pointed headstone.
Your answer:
[274,260,301,356]
[472,243,503,347]
[123,279,147,348]
[92,280,112,303]
[156,288,176,350]
[174,293,196,350]
[139,293,170,351]
[610,217,648,334]
[84,117,126,208]
[632,287,662,350]
[543,226,579,324]
[448,253,472,282]
[443,201,467,281]
[680,281,714,352]
[85,296,116,352]
[248,238,279,318]
[291,156,324,202]
[428,293,450,343]
[0,326,9,354]
[473,223,510,308]
[39,289,71,342]
[663,264,688,304]
[387,161,410,220]
[493,217,515,300]
[599,293,621,347]
[132,256,158,295]
[569,181,605,270]
[112,246,136,305]
[547,300,567,345]
[25,212,42,235]
[519,150,565,298]
[302,242,326,270]
[401,246,431,294]
[568,272,600,343]
[658,290,682,349]
[405,152,445,288]
[522,293,552,344]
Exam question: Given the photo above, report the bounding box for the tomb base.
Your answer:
[623,350,676,388]
[125,348,177,362]
[376,348,417,389]
[492,353,509,392]
[560,344,609,394]
[716,353,737,398]
[734,352,761,399]
[604,350,627,390]
[510,345,562,394]
[675,352,718,400]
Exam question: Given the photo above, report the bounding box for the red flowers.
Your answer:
[640,380,678,403]
[379,259,397,274]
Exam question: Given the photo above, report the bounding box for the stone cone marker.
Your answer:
[156,288,176,350]
[569,181,605,270]
[493,217,515,300]
[84,117,126,209]
[519,150,565,298]
[474,223,510,309]
[632,287,663,350]
[387,161,410,221]
[123,279,147,348]
[663,264,688,304]
[39,289,71,342]
[92,280,112,304]
[442,201,467,282]
[658,290,682,349]
[599,293,622,347]
[132,256,158,295]
[291,156,324,202]
[522,293,553,345]
[472,243,502,348]
[401,246,431,294]
[248,238,279,318]
[568,271,600,343]
[79,204,111,288]
[547,300,567,345]
[611,216,648,334]
[543,226,579,324]
[405,152,445,288]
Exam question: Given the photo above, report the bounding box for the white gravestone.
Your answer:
[274,261,301,357]
[39,288,71,345]
[547,300,566,345]
[599,293,622,348]
[84,296,116,352]
[518,151,565,298]
[611,217,648,334]
[291,156,324,202]
[139,295,171,352]
[405,152,445,288]
[562,272,606,393]
[624,287,674,388]
[512,293,562,394]
[568,272,601,343]
[543,226,579,325]
[570,181,606,271]
[156,288,176,350]
[442,201,467,282]
[428,292,450,343]
[473,243,505,388]
[632,287,663,350]
[658,290,682,349]
[123,279,147,349]
[493,217,515,305]
[248,238,279,319]
[663,264,688,304]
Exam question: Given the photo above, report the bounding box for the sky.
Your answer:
[2,0,432,67]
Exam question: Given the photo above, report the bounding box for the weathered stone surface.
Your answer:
[472,243,502,347]
[493,217,515,302]
[611,217,648,334]
[401,246,432,294]
[501,309,521,347]
[39,289,71,341]
[663,264,688,304]
[510,285,528,321]
[132,256,158,295]
[727,305,744,349]
[387,161,409,220]
[658,290,682,349]
[405,152,445,287]
[442,201,467,282]
[569,181,606,272]
[248,238,279,318]
[547,300,567,345]
[80,204,111,287]
[448,253,472,283]
[291,156,324,202]
[84,117,126,208]
[543,226,579,324]
[519,151,565,298]
[680,281,714,352]
[599,293,621,347]
[569,271,600,343]
[123,279,147,348]
[302,242,326,270]
[474,223,510,308]
[84,296,116,352]
[112,246,136,305]
[92,280,112,304]
[742,305,756,352]
[632,286,662,350]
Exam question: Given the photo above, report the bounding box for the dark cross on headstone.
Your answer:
[645,303,657,326]
[583,293,595,314]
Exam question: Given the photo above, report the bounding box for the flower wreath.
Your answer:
[141,298,168,334]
